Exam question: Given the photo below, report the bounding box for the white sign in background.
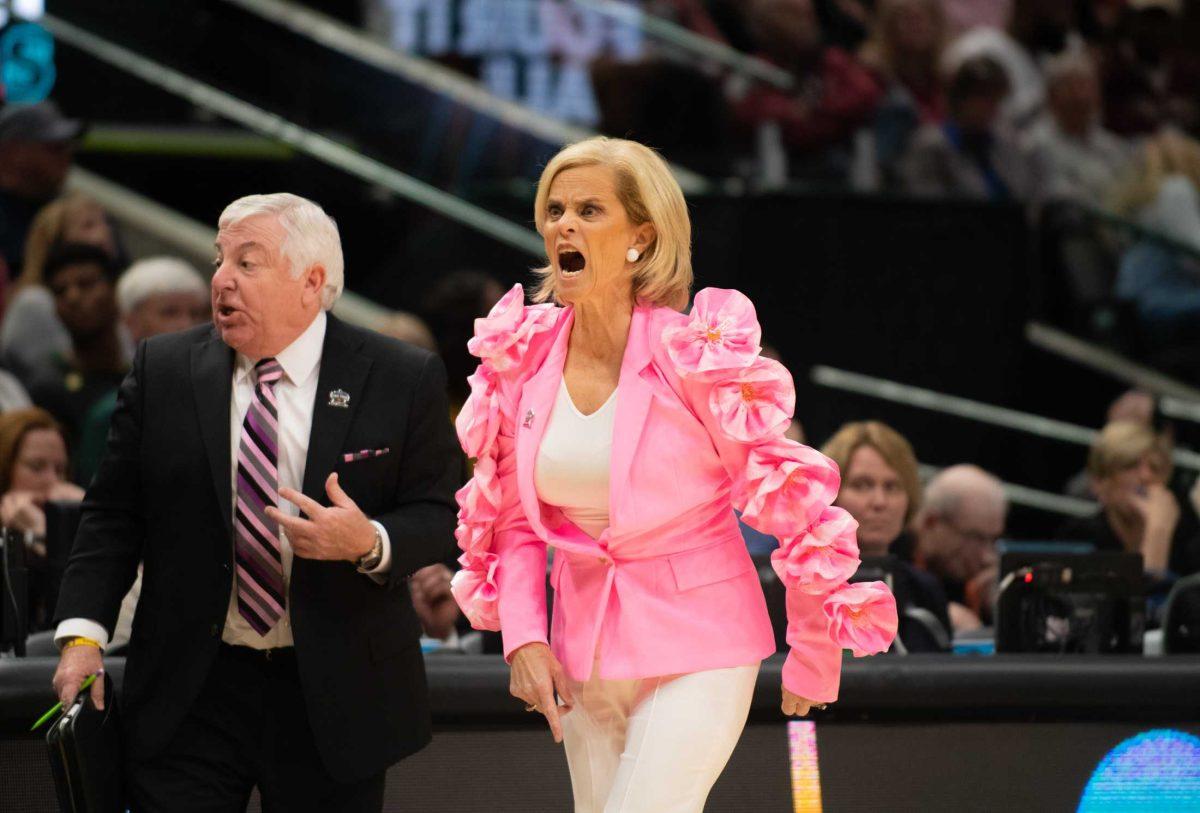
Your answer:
[371,0,645,125]
[0,0,44,28]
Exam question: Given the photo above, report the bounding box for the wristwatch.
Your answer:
[356,525,384,572]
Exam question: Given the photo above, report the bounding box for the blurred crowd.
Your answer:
[608,0,1200,373]
[630,0,1198,195]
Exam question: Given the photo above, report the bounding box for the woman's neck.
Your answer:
[569,291,634,364]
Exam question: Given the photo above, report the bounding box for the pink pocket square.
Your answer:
[342,448,390,463]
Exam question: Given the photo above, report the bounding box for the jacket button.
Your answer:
[210,623,219,637]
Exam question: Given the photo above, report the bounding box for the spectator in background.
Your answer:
[900,55,1041,201]
[1099,0,1200,138]
[1058,421,1200,592]
[914,465,1006,631]
[812,0,874,52]
[0,367,31,413]
[857,0,949,189]
[941,0,1010,37]
[1028,51,1131,205]
[376,311,436,352]
[1109,130,1200,353]
[822,421,952,651]
[0,102,82,288]
[1,192,124,384]
[945,0,1081,130]
[117,256,210,341]
[0,407,84,628]
[419,270,505,414]
[0,407,82,558]
[74,257,210,485]
[27,243,128,459]
[1111,129,1200,254]
[1065,389,1157,499]
[732,0,883,183]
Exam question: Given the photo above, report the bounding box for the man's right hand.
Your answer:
[52,644,105,711]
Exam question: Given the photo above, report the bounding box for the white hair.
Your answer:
[116,256,208,316]
[218,193,344,309]
[920,464,1008,521]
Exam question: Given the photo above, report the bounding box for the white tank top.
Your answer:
[533,379,617,539]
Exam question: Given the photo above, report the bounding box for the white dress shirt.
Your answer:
[55,311,392,651]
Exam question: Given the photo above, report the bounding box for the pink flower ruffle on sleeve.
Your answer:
[465,284,558,373]
[450,552,500,630]
[450,454,503,630]
[663,288,762,379]
[772,507,860,595]
[823,581,898,657]
[738,439,841,538]
[456,365,501,459]
[709,356,796,443]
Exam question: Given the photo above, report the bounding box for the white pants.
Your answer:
[560,662,760,813]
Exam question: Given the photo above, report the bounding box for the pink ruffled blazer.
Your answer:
[451,286,894,703]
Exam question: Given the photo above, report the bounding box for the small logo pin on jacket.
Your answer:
[329,389,350,408]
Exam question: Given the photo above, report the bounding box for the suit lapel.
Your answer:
[191,330,235,543]
[302,314,372,503]
[608,306,655,527]
[516,309,573,540]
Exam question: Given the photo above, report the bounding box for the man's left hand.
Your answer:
[268,473,375,562]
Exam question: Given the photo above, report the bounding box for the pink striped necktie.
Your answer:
[234,357,286,635]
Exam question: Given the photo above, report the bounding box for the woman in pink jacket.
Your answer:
[451,136,896,812]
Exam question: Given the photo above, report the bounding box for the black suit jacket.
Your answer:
[53,314,460,782]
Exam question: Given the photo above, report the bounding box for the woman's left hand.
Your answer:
[781,688,822,717]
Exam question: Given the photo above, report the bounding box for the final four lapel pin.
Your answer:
[328,389,351,408]
[523,409,535,428]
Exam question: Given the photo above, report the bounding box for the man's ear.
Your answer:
[304,263,327,305]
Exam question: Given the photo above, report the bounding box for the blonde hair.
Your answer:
[1087,421,1173,481]
[822,421,923,523]
[531,137,692,311]
[16,191,106,290]
[1109,129,1200,218]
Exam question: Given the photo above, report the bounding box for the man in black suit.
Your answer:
[51,193,460,811]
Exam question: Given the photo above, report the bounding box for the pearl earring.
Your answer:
[626,248,640,263]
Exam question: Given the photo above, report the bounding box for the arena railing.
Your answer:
[212,0,713,194]
[1025,321,1200,403]
[811,364,1200,473]
[42,13,546,258]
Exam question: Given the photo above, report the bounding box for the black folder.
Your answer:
[46,673,125,813]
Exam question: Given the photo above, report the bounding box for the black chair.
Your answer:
[1163,573,1200,654]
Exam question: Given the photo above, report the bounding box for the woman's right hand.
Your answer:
[509,642,575,743]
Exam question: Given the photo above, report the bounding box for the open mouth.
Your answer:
[217,305,237,318]
[557,249,585,277]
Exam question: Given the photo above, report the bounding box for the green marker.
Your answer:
[30,673,99,732]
